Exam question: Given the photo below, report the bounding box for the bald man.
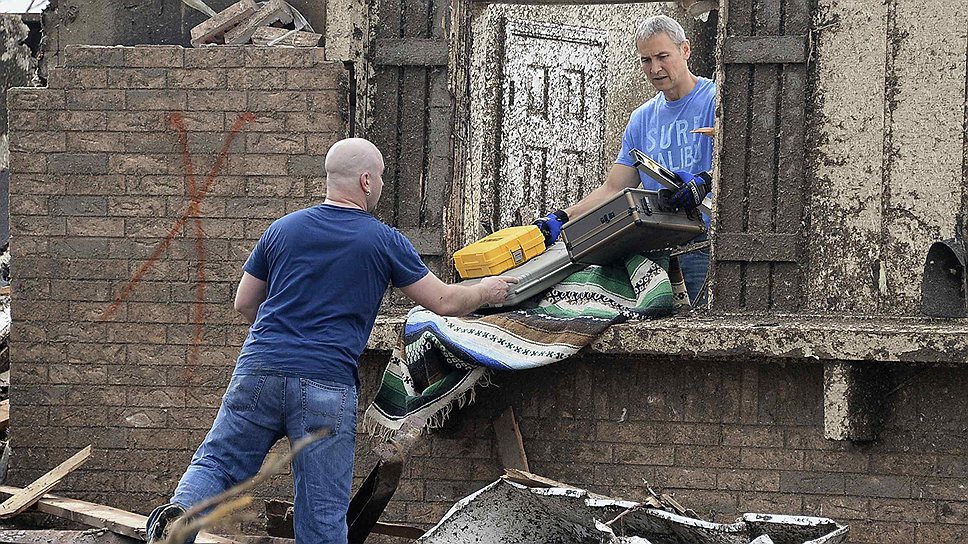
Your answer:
[146,138,515,544]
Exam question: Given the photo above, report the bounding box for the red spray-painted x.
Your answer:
[100,112,256,369]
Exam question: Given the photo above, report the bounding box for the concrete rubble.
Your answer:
[419,477,848,544]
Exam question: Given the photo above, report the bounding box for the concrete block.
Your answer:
[190,0,259,47]
[823,360,892,441]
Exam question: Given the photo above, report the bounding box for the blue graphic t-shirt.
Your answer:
[237,204,429,386]
[616,76,716,191]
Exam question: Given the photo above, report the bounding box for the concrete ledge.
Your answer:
[367,314,968,364]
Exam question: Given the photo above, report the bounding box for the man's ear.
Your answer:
[681,39,692,60]
[360,171,372,195]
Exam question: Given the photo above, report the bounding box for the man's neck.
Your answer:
[663,73,700,102]
[324,197,366,212]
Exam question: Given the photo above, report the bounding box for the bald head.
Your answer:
[324,138,385,211]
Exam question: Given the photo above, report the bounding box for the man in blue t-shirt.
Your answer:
[146,138,516,544]
[535,15,716,306]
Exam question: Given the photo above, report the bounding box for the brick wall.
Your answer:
[6,45,346,516]
[358,353,968,544]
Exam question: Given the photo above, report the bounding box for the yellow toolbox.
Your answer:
[453,225,546,279]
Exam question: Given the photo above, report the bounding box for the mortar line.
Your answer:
[419,67,431,226]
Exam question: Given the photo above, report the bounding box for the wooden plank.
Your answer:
[251,27,322,47]
[0,486,234,543]
[372,521,424,539]
[0,400,8,433]
[771,261,802,310]
[371,39,448,66]
[368,68,402,224]
[711,261,744,311]
[189,0,258,46]
[395,66,429,228]
[0,446,92,518]
[722,36,809,64]
[223,0,293,44]
[471,0,668,3]
[423,69,451,227]
[716,233,801,262]
[492,407,529,472]
[0,529,138,544]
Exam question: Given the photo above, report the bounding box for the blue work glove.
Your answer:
[533,210,569,246]
[670,170,712,212]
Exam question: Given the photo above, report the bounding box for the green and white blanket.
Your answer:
[364,253,675,438]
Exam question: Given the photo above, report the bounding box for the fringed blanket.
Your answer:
[364,253,676,438]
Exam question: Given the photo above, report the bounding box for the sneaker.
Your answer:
[146,503,188,544]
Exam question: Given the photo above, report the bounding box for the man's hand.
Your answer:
[533,210,569,246]
[478,276,519,306]
[670,170,711,212]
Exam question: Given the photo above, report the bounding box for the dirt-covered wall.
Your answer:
[1,15,35,170]
[807,0,968,316]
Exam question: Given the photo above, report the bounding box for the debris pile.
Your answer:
[189,0,321,48]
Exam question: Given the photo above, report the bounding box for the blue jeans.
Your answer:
[163,374,357,543]
[678,248,709,306]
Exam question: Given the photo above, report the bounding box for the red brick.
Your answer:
[10,131,67,153]
[248,91,307,112]
[717,469,780,492]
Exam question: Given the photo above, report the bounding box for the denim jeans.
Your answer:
[678,247,710,307]
[161,374,358,543]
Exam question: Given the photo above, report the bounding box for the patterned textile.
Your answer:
[364,253,674,438]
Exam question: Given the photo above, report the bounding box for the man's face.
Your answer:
[636,32,691,97]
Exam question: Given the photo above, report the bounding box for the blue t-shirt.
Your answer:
[237,204,429,386]
[616,77,716,227]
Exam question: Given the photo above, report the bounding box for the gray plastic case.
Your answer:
[459,241,586,308]
[561,188,705,265]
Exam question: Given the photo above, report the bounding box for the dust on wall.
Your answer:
[0,15,35,170]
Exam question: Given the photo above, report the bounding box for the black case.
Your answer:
[561,188,705,265]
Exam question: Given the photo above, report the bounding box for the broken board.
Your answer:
[0,445,92,518]
[0,486,234,544]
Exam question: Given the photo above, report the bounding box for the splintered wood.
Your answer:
[190,0,318,47]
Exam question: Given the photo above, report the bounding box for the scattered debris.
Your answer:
[190,0,259,47]
[189,0,318,47]
[492,407,529,472]
[251,27,321,47]
[417,473,848,544]
[0,446,92,519]
[0,485,233,543]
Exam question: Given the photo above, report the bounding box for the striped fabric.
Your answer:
[364,253,674,438]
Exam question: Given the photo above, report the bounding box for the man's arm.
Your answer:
[234,272,267,324]
[400,272,516,316]
[563,163,642,220]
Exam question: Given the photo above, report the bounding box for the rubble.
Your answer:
[418,475,848,544]
[189,0,319,47]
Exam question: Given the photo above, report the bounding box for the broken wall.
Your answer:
[39,0,328,78]
[1,15,35,170]
[807,0,968,316]
[5,44,346,515]
[357,351,968,543]
[467,6,716,234]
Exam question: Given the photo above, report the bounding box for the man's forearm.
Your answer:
[564,184,622,220]
[433,284,485,317]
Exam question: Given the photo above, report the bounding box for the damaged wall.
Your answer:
[5,45,346,518]
[0,15,35,170]
[466,6,716,235]
[806,0,968,316]
[39,0,328,78]
[357,351,968,543]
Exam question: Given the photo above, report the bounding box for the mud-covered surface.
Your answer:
[807,0,968,317]
[369,313,968,364]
